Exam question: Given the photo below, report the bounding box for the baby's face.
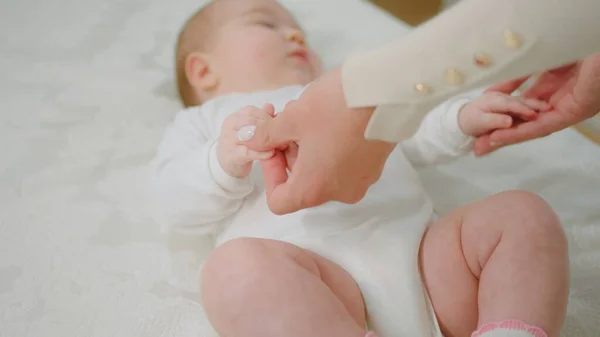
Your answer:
[209,0,321,94]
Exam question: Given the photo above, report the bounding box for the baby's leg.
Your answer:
[420,190,569,337]
[201,237,372,337]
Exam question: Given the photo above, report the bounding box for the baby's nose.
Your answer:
[287,30,305,45]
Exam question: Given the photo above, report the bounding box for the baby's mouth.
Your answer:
[290,48,309,63]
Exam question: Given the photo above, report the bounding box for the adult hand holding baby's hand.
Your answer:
[474,53,600,156]
[241,68,396,215]
[458,91,551,137]
[217,105,276,178]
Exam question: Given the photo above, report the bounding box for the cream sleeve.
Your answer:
[342,0,600,142]
[400,96,473,167]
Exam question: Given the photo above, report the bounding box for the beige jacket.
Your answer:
[342,0,600,142]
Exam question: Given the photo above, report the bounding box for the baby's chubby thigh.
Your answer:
[199,237,368,336]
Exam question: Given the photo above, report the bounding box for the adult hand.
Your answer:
[243,68,396,215]
[474,53,600,156]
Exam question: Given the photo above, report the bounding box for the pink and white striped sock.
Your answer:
[472,320,548,337]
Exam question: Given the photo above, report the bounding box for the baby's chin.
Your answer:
[215,79,312,97]
[218,71,317,95]
[253,77,314,91]
[279,79,314,87]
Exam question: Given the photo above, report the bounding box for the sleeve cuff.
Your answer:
[440,97,476,153]
[208,141,254,194]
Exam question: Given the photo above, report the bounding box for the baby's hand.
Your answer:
[458,92,552,137]
[217,104,276,178]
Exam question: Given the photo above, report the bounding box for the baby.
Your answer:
[150,1,569,337]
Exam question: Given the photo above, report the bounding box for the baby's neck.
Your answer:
[209,82,307,100]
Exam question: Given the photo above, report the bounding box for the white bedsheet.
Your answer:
[1,0,599,336]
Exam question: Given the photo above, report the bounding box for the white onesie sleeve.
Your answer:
[399,96,475,168]
[149,109,254,235]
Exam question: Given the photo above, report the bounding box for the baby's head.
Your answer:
[176,0,322,107]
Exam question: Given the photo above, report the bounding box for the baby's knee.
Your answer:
[496,190,556,221]
[495,190,566,245]
[201,238,270,300]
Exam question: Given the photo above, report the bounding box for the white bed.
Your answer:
[1,0,599,336]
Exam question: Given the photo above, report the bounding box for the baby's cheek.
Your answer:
[242,38,274,60]
[244,47,277,72]
[309,52,323,76]
[225,39,267,66]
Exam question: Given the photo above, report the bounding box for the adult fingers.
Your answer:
[247,149,275,160]
[285,142,299,172]
[524,62,579,98]
[473,134,496,156]
[261,152,305,215]
[263,147,332,215]
[488,110,572,145]
[473,108,570,156]
[521,72,558,100]
[485,94,537,120]
[485,76,531,94]
[521,63,577,100]
[261,151,289,201]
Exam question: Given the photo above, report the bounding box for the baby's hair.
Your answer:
[175,1,220,107]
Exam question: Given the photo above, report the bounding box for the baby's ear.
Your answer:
[185,52,218,92]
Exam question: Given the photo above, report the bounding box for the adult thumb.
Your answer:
[242,109,297,152]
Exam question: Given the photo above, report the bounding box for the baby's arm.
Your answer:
[399,93,475,167]
[149,106,273,235]
[400,90,550,167]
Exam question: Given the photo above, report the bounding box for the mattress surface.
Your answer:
[1,0,599,336]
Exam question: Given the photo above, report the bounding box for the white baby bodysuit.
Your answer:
[149,85,475,337]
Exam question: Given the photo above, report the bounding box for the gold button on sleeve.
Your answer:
[474,53,493,67]
[503,29,522,49]
[414,83,432,94]
[445,68,464,85]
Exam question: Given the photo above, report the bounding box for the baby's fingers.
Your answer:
[247,148,275,160]
[481,113,513,131]
[486,94,537,121]
[522,98,552,112]
[235,106,275,126]
[232,107,274,142]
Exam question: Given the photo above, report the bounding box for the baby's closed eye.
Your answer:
[255,19,277,29]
